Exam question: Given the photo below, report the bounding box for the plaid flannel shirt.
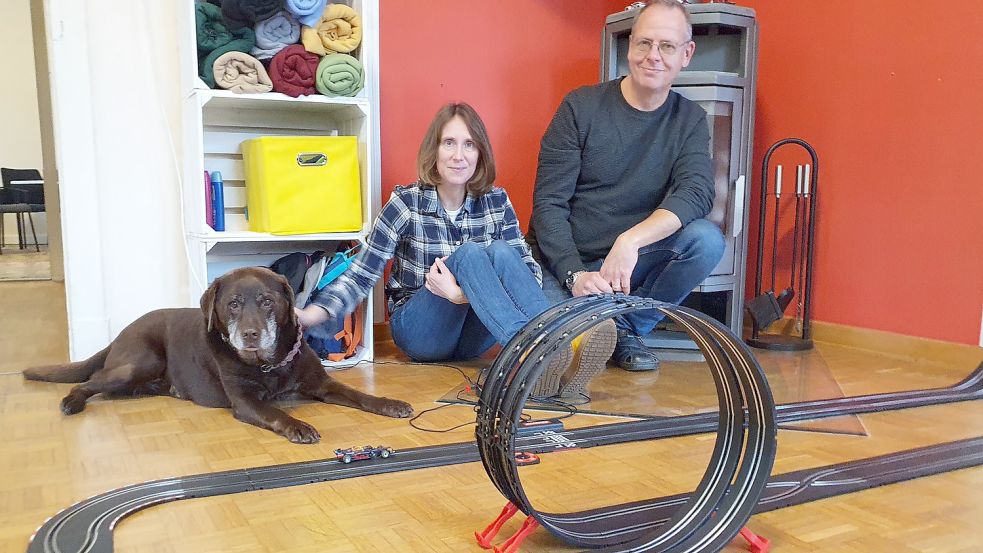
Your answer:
[312,182,542,318]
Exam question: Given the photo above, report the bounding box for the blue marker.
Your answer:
[210,171,225,232]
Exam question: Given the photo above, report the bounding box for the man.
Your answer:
[527,0,724,372]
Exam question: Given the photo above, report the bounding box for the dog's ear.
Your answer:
[270,271,295,308]
[200,276,221,332]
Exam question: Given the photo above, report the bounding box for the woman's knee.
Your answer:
[485,239,522,265]
[450,241,483,260]
[444,241,484,273]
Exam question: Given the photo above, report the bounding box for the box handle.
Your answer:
[296,152,328,167]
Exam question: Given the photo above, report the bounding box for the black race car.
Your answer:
[334,445,395,464]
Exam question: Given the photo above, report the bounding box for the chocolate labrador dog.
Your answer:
[23,266,413,443]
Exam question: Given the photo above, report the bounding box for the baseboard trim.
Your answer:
[807,320,983,368]
[379,319,982,369]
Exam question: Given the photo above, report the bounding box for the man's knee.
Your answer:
[682,219,726,262]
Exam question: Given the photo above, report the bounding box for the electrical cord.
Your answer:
[346,358,583,432]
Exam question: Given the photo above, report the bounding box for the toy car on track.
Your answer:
[334,445,395,464]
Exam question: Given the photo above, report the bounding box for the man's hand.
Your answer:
[425,257,468,304]
[570,271,614,296]
[599,235,639,293]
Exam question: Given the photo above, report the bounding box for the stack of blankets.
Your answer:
[196,0,365,97]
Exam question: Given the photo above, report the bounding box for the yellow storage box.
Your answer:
[242,136,362,235]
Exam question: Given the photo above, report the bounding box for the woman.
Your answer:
[296,103,615,398]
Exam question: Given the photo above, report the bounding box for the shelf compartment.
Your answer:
[179,0,380,363]
[195,88,369,116]
[189,93,370,235]
[197,237,374,369]
[191,230,365,247]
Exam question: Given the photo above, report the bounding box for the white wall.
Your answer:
[46,1,188,358]
[0,0,47,245]
[85,2,188,336]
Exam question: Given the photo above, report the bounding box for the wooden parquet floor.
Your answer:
[1,284,981,552]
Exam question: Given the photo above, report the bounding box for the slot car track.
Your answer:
[26,296,983,552]
[476,296,777,552]
[29,431,982,553]
[553,436,983,539]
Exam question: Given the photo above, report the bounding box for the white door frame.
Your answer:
[39,0,110,359]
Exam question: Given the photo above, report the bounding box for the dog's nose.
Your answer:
[241,329,260,343]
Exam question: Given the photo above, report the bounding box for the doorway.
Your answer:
[0,0,60,282]
[0,0,67,368]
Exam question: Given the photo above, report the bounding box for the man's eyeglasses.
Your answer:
[630,37,690,57]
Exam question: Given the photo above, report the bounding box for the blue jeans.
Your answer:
[389,240,551,362]
[540,219,725,336]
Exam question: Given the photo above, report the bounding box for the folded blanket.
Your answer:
[199,27,256,88]
[221,0,282,31]
[196,2,232,57]
[284,0,328,28]
[213,51,274,93]
[315,53,364,97]
[301,4,362,56]
[251,11,300,60]
[269,44,320,97]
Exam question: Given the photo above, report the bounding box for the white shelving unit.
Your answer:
[178,0,380,367]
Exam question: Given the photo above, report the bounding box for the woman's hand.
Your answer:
[295,305,330,327]
[425,257,468,304]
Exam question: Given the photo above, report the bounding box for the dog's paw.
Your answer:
[283,420,321,444]
[60,394,86,415]
[376,398,414,418]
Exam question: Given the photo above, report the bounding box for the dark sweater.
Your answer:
[528,78,714,281]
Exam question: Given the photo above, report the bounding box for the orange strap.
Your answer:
[326,241,365,362]
[350,303,364,356]
[326,304,364,361]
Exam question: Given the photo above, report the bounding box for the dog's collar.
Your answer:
[260,323,305,372]
[220,322,305,372]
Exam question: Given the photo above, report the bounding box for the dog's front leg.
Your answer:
[312,377,414,419]
[230,396,320,444]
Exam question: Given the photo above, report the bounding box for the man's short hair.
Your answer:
[632,0,693,41]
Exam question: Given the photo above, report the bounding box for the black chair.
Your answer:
[0,168,44,254]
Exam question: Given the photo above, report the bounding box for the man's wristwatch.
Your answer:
[564,270,586,291]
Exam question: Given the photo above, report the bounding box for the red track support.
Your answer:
[493,515,540,553]
[739,526,771,553]
[475,503,519,549]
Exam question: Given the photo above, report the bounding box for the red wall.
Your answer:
[741,0,983,345]
[380,1,983,345]
[379,0,625,231]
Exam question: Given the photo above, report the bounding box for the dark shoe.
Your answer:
[531,343,574,397]
[557,319,617,398]
[612,329,660,372]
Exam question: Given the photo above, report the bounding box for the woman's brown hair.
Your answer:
[416,102,496,196]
